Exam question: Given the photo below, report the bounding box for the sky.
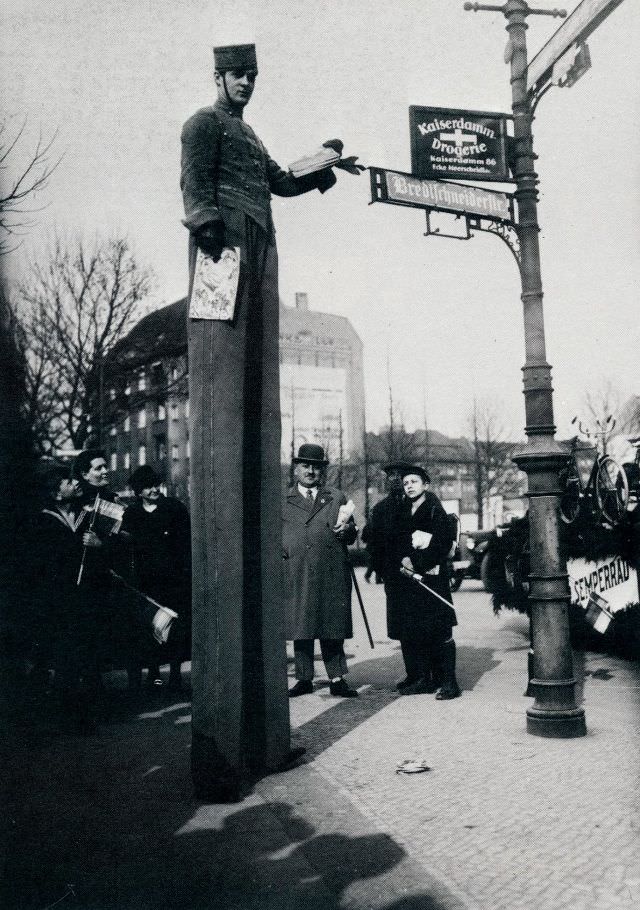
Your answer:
[2,0,639,440]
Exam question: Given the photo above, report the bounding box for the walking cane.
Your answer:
[399,565,454,609]
[76,493,100,586]
[350,565,374,649]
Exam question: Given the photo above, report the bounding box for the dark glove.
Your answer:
[195,222,224,261]
[322,138,344,155]
[334,156,366,175]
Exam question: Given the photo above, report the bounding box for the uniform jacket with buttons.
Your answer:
[283,486,357,640]
[180,100,336,236]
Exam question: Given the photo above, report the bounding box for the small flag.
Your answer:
[584,592,614,634]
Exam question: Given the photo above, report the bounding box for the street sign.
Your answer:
[409,106,511,183]
[527,0,625,92]
[370,167,514,223]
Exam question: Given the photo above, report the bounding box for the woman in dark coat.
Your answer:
[28,464,105,730]
[121,466,191,691]
[392,465,460,699]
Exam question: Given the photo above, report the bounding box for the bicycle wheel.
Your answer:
[596,456,629,526]
[559,461,581,524]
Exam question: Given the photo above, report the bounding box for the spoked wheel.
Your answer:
[559,460,581,524]
[596,456,629,526]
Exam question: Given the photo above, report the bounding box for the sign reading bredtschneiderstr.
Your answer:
[410,106,511,182]
[369,168,514,223]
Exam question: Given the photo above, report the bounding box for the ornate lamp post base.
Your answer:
[527,702,587,738]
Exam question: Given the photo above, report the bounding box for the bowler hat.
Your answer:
[129,465,162,495]
[399,464,431,484]
[293,443,328,466]
[213,43,257,73]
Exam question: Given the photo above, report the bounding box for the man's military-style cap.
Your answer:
[213,44,257,72]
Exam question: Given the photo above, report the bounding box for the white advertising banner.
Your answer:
[567,555,639,614]
[280,364,347,463]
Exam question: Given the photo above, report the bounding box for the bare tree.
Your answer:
[580,380,623,454]
[14,234,153,452]
[336,408,344,489]
[468,396,514,529]
[380,358,419,465]
[0,118,60,254]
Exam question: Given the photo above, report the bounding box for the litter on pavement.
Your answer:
[395,759,431,774]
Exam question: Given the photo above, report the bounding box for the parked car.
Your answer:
[458,528,494,585]
[457,518,530,602]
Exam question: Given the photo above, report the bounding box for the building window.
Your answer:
[109,388,116,401]
[170,402,180,420]
[110,452,117,471]
[156,438,167,462]
[124,452,130,470]
[184,399,190,419]
[138,371,146,391]
[125,379,131,396]
[151,362,164,387]
[109,424,116,436]
[157,403,166,421]
[124,415,130,432]
[138,445,146,466]
[172,444,180,461]
[138,408,146,429]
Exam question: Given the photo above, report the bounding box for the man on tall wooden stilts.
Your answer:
[181,42,362,801]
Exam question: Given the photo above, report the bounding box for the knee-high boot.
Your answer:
[435,639,461,700]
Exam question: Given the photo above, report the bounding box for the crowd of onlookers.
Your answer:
[13,449,191,733]
[10,441,464,735]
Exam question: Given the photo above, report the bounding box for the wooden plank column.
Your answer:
[187,241,291,801]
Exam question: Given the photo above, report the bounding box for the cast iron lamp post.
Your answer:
[464,0,587,737]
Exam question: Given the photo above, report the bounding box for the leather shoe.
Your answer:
[289,680,313,698]
[399,677,432,696]
[435,684,461,700]
[329,678,358,698]
[395,676,420,691]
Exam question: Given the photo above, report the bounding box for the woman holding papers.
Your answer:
[394,465,460,699]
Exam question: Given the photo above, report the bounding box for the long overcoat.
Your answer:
[387,493,457,641]
[283,487,356,640]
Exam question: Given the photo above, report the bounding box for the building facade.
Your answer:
[103,294,365,500]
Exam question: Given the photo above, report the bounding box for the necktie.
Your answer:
[307,489,314,500]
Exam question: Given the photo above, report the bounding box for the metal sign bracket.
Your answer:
[468,216,522,272]
[424,210,472,241]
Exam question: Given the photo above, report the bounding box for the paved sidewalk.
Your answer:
[4,573,639,909]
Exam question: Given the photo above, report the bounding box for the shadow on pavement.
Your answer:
[292,645,501,764]
[3,648,498,910]
[4,702,466,910]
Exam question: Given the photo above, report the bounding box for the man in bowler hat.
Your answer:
[283,444,359,698]
[181,43,362,798]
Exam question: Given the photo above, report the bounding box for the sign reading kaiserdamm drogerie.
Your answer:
[369,168,513,223]
[410,106,511,182]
